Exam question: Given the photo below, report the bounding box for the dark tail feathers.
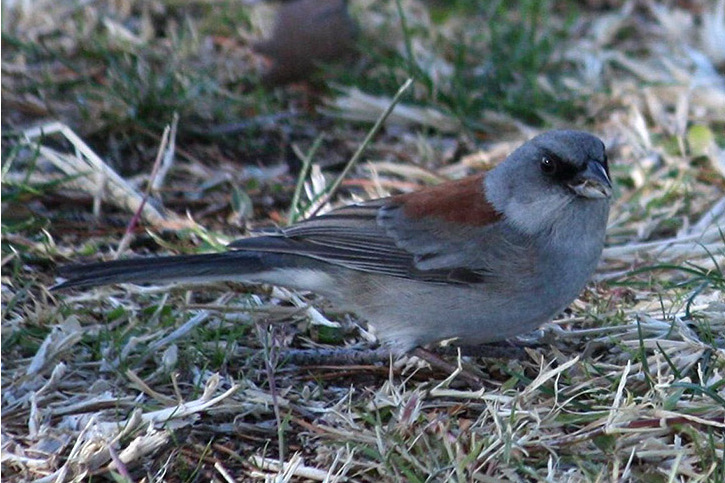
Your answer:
[53,251,275,290]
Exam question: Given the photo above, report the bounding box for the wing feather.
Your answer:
[227,177,505,284]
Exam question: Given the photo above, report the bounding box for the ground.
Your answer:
[2,0,724,481]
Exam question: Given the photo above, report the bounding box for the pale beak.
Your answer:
[568,160,612,199]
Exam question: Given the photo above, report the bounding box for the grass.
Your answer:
[346,0,580,129]
[2,0,725,481]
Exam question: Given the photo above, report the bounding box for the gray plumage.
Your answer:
[55,130,612,353]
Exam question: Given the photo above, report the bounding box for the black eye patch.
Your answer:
[539,149,581,182]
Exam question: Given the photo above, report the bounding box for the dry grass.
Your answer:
[2,0,724,481]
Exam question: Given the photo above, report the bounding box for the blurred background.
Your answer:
[2,1,724,481]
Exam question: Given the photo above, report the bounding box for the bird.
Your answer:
[252,0,358,86]
[54,130,612,355]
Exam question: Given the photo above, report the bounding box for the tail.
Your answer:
[52,251,283,290]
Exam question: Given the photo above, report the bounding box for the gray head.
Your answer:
[485,130,612,235]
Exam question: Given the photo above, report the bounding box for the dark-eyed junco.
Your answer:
[54,130,612,354]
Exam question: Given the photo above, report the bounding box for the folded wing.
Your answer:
[228,174,506,284]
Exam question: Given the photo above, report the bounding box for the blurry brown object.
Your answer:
[576,0,625,9]
[253,0,358,86]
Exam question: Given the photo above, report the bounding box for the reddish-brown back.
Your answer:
[393,173,502,226]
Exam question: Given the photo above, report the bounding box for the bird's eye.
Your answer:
[540,156,557,175]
